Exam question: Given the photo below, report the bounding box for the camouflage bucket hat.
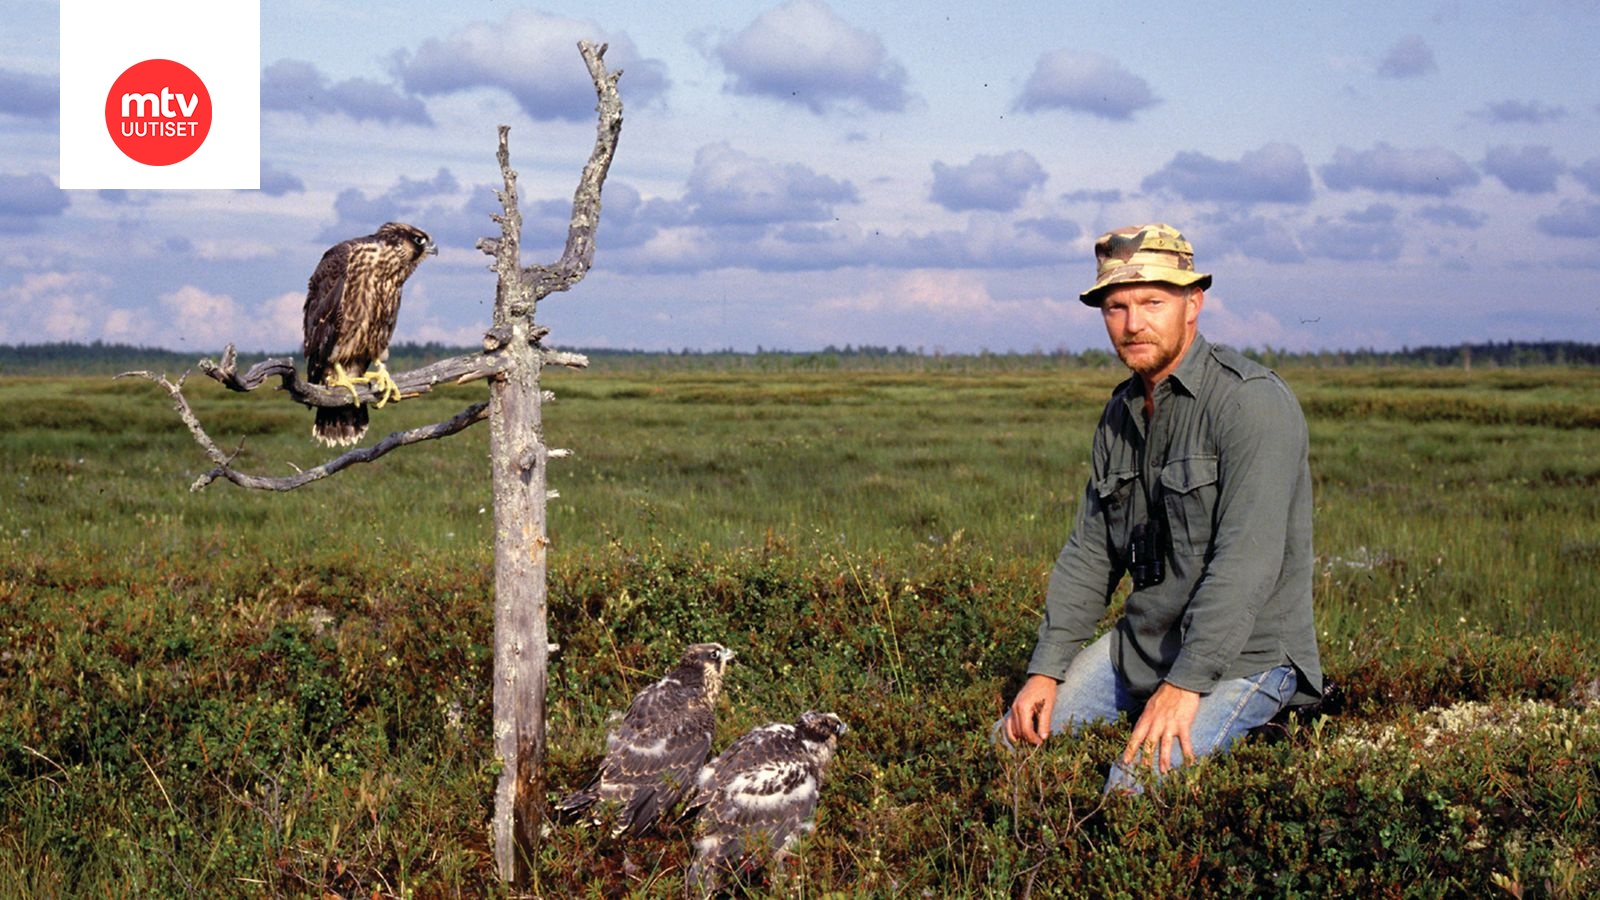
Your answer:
[1080,223,1212,307]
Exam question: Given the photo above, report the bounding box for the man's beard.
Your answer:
[1117,337,1182,376]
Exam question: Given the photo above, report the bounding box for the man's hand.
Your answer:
[1123,682,1201,774]
[1005,674,1062,746]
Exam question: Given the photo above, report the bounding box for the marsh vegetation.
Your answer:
[2,359,1596,896]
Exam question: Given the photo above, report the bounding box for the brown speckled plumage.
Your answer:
[555,643,736,837]
[683,710,847,899]
[302,222,435,446]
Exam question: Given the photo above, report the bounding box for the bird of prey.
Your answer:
[555,642,737,837]
[683,710,848,898]
[302,222,436,446]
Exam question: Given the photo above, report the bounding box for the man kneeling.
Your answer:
[997,224,1323,792]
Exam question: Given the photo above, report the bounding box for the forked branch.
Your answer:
[479,40,624,312]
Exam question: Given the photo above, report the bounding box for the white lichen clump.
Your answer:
[1335,696,1596,756]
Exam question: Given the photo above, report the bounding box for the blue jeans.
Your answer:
[996,631,1297,793]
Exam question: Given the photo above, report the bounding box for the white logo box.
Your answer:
[60,0,259,189]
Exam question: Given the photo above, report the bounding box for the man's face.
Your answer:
[1100,282,1202,379]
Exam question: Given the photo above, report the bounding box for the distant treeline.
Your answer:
[1,339,1596,376]
[0,341,474,378]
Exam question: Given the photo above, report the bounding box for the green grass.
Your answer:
[2,362,1598,896]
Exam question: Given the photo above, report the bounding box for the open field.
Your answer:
[2,361,1598,896]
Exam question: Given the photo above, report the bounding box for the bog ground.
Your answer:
[2,359,1597,896]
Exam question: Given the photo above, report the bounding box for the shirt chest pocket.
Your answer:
[1160,455,1219,557]
[1094,469,1140,550]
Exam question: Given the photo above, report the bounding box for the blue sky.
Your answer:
[3,1,1599,354]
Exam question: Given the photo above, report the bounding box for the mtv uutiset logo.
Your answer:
[105,59,213,166]
[61,1,258,189]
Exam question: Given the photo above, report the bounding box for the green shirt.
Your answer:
[1027,333,1324,705]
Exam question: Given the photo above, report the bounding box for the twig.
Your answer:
[132,742,176,817]
[20,743,68,789]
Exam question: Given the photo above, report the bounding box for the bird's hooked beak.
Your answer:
[424,238,438,257]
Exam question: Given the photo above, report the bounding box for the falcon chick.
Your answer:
[684,710,848,899]
[302,221,436,446]
[556,642,737,837]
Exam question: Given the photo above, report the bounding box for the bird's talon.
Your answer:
[369,362,402,409]
[326,363,367,405]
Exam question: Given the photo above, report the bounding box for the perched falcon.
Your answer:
[683,710,848,898]
[302,222,436,446]
[555,642,737,837]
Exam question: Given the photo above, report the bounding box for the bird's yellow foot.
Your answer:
[368,361,402,409]
[325,362,367,405]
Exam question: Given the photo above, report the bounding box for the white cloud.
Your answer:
[396,11,669,121]
[1319,143,1481,197]
[1013,50,1158,121]
[193,239,283,262]
[1482,144,1564,195]
[1471,99,1566,125]
[929,151,1047,213]
[1376,35,1436,79]
[818,269,1065,322]
[158,286,242,348]
[0,271,114,343]
[713,0,909,113]
[684,142,858,226]
[0,172,69,232]
[1197,293,1302,352]
[153,286,302,352]
[0,67,56,120]
[262,60,431,126]
[1142,143,1313,205]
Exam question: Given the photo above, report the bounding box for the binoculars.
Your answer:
[1129,517,1168,589]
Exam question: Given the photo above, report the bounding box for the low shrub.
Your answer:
[5,542,1595,896]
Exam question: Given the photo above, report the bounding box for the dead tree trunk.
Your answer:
[483,147,554,883]
[480,44,624,884]
[124,41,623,889]
[487,306,548,884]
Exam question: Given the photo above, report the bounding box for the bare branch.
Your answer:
[481,126,533,326]
[118,368,236,473]
[196,402,489,492]
[118,368,488,492]
[479,41,624,313]
[525,41,624,302]
[542,350,590,369]
[197,343,519,407]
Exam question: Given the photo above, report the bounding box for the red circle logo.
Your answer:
[104,59,212,166]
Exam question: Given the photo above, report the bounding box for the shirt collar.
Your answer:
[1114,331,1211,411]
[1166,331,1210,398]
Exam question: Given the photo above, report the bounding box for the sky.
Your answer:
[3,1,1600,355]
